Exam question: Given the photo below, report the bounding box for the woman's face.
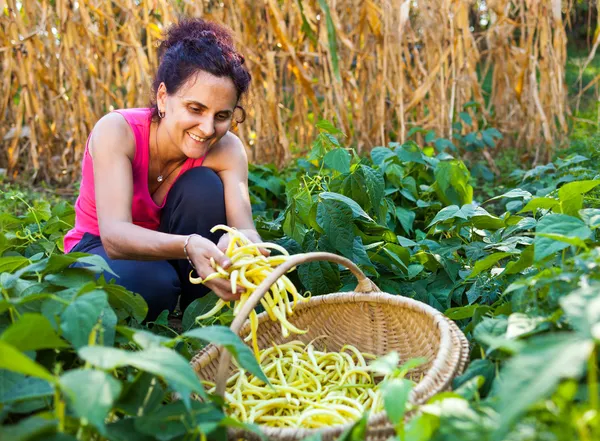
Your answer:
[157,70,238,159]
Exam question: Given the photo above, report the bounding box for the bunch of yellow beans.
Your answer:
[190,225,308,357]
[206,340,384,428]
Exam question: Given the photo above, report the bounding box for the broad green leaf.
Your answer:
[60,290,110,349]
[452,359,495,396]
[78,345,206,404]
[133,400,223,441]
[370,147,395,166]
[0,377,53,404]
[319,192,373,222]
[0,256,29,273]
[183,326,268,385]
[337,411,369,441]
[459,112,472,126]
[560,281,600,339]
[315,119,343,135]
[316,198,354,257]
[518,197,559,214]
[101,282,147,322]
[182,294,218,330]
[1,313,68,351]
[116,372,165,416]
[536,233,589,249]
[0,415,58,441]
[44,268,96,288]
[395,206,415,234]
[558,180,600,216]
[397,141,426,165]
[467,252,512,279]
[60,369,122,431]
[0,341,56,383]
[360,165,385,212]
[105,418,155,441]
[444,304,480,320]
[297,259,340,296]
[428,205,478,227]
[323,148,351,174]
[494,334,593,438]
[504,245,534,275]
[505,313,549,339]
[534,214,592,262]
[580,208,600,229]
[382,378,414,425]
[434,160,473,206]
[485,188,532,203]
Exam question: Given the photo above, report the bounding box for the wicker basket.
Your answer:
[190,252,469,441]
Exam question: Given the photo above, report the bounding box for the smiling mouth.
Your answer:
[188,132,208,143]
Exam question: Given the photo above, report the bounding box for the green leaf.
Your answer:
[360,165,385,212]
[133,400,223,441]
[315,119,343,136]
[434,160,473,206]
[1,313,68,351]
[298,259,340,296]
[116,372,164,416]
[560,281,600,340]
[485,188,532,203]
[60,369,122,431]
[459,112,473,126]
[397,141,426,164]
[78,346,206,404]
[534,214,592,262]
[60,290,111,349]
[370,147,395,166]
[323,148,351,173]
[467,252,512,279]
[395,206,416,234]
[319,192,373,222]
[504,245,534,275]
[518,197,560,214]
[0,256,29,273]
[382,378,414,424]
[182,294,219,330]
[0,341,56,383]
[0,415,58,441]
[0,377,53,404]
[580,208,600,229]
[316,198,354,257]
[101,283,148,323]
[494,334,593,439]
[337,411,369,441]
[183,326,269,385]
[558,180,600,216]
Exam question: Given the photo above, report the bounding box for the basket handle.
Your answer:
[214,251,381,396]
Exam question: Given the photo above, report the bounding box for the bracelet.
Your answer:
[183,234,201,270]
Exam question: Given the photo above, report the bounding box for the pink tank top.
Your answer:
[63,108,205,253]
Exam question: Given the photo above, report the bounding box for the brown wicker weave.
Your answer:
[190,252,469,441]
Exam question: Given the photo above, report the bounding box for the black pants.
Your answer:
[70,167,227,321]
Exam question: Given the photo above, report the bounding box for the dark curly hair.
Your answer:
[150,18,251,122]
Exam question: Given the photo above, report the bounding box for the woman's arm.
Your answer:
[90,113,239,300]
[204,132,263,247]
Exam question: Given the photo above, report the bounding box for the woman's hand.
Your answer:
[186,235,242,301]
[216,228,270,257]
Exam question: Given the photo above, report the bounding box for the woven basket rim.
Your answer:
[190,290,465,439]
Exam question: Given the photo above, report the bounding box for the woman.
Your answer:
[64,18,263,321]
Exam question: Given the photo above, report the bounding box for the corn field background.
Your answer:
[0,0,598,184]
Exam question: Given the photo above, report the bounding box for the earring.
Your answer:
[158,109,165,118]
